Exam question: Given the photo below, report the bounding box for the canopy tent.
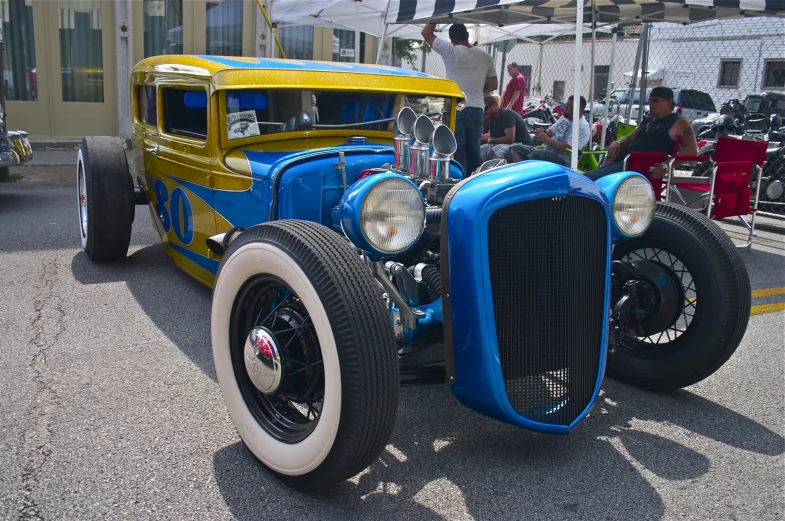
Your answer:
[384,0,785,169]
[385,0,785,25]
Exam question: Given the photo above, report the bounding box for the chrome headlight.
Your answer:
[361,177,425,254]
[613,176,655,236]
[339,173,426,258]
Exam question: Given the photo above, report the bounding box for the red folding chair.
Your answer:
[621,137,684,201]
[667,136,768,249]
[623,152,669,200]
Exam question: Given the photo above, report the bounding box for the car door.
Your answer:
[148,83,218,283]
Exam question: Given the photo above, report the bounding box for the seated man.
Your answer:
[479,94,531,162]
[585,87,698,181]
[504,95,590,167]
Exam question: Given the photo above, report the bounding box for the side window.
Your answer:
[138,85,157,127]
[163,88,207,140]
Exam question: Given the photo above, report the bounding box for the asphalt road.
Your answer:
[1,165,783,521]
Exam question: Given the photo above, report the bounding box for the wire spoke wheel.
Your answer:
[619,246,697,349]
[608,202,750,391]
[231,276,325,444]
[212,221,399,490]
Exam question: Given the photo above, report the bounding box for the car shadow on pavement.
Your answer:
[212,378,784,521]
[70,245,216,381]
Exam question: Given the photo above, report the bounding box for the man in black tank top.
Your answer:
[586,87,698,181]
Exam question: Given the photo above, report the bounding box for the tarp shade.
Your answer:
[385,0,785,25]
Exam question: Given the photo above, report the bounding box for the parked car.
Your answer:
[77,55,750,492]
[587,87,715,123]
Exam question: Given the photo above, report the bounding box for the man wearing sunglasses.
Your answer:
[586,87,698,180]
[479,94,531,162]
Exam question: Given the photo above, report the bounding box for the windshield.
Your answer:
[745,96,762,113]
[224,89,451,140]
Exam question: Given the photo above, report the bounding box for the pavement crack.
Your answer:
[19,255,66,521]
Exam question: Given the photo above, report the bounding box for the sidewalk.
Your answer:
[21,148,135,167]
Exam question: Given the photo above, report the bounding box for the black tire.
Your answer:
[609,202,751,392]
[211,220,399,491]
[77,136,134,261]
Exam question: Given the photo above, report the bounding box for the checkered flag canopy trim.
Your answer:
[386,0,785,24]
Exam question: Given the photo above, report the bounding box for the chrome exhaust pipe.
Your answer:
[206,226,245,257]
[411,115,435,179]
[394,107,417,173]
[430,124,457,182]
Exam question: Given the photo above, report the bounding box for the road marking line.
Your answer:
[751,303,785,315]
[751,287,785,298]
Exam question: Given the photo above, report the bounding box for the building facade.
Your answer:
[2,0,380,140]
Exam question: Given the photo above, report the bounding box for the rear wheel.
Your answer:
[609,202,750,392]
[211,221,399,491]
[77,136,134,261]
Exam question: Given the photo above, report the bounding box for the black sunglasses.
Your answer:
[649,97,663,103]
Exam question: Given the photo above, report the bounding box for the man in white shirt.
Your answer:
[507,95,591,167]
[422,23,498,177]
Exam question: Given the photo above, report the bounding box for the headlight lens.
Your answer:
[613,176,655,236]
[360,177,425,254]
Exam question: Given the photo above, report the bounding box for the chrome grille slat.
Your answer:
[487,196,606,426]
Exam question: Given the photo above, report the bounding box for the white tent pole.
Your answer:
[376,23,387,64]
[376,1,391,65]
[588,0,597,125]
[639,22,650,115]
[537,42,543,95]
[599,29,617,150]
[625,28,644,122]
[570,1,584,171]
[355,0,361,63]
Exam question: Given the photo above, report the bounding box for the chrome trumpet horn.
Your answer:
[411,115,435,179]
[430,124,457,182]
[394,107,417,173]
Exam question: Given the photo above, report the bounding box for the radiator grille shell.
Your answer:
[487,196,607,426]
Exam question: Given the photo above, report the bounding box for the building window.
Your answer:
[279,26,313,60]
[2,0,38,101]
[594,65,610,99]
[59,0,104,103]
[519,65,533,97]
[762,60,785,89]
[206,0,242,56]
[333,29,364,62]
[718,59,741,88]
[138,85,157,126]
[144,0,183,57]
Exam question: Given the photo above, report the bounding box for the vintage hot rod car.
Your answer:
[77,56,750,491]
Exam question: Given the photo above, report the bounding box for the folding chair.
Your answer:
[667,136,768,249]
[622,152,670,200]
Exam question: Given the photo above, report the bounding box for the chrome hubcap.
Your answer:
[244,327,283,394]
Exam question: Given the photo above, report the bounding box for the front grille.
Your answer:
[488,196,606,426]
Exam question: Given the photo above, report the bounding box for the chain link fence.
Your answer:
[395,18,785,216]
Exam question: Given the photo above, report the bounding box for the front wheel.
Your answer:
[211,221,399,491]
[609,202,751,392]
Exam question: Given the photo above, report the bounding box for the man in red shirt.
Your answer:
[501,62,526,115]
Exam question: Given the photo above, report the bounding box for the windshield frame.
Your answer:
[219,88,454,149]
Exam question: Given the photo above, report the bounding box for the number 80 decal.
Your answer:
[154,178,194,246]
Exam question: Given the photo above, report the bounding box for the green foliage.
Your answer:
[9,173,23,182]
[392,39,430,67]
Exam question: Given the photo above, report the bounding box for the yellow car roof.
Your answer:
[133,55,462,97]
